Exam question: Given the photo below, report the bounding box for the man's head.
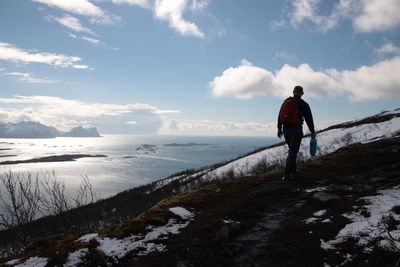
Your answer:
[293,85,304,97]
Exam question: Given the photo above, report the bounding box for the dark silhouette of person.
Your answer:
[277,85,316,180]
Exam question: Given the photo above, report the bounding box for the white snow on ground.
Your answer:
[304,210,328,224]
[305,186,328,193]
[313,210,327,217]
[321,186,400,252]
[169,206,194,220]
[6,256,48,267]
[150,169,211,193]
[304,217,319,224]
[64,248,89,267]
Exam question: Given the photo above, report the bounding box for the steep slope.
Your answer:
[3,136,400,267]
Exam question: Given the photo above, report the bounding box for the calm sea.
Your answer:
[0,135,278,198]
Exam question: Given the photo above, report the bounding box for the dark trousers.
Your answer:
[283,125,303,177]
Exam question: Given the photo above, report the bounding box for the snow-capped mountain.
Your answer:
[0,121,101,138]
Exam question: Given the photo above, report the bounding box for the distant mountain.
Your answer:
[0,121,101,138]
[59,126,101,137]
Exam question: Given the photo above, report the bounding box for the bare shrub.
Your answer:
[341,133,355,146]
[0,171,42,246]
[0,170,97,248]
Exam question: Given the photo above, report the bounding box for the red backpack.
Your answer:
[280,97,300,125]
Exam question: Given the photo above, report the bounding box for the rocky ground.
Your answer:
[2,137,400,267]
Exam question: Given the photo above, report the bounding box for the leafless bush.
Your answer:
[392,130,400,137]
[0,171,42,246]
[341,133,355,146]
[0,170,97,248]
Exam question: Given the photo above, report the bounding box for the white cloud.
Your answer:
[125,121,138,125]
[210,59,278,99]
[32,0,104,16]
[288,0,400,32]
[32,0,119,24]
[191,0,208,11]
[0,42,90,69]
[0,95,179,131]
[353,0,400,32]
[5,72,57,84]
[209,57,400,101]
[159,119,278,136]
[290,0,340,32]
[47,15,98,36]
[80,36,102,44]
[270,20,287,30]
[338,56,400,101]
[154,0,204,38]
[112,0,150,8]
[68,33,104,47]
[375,42,400,56]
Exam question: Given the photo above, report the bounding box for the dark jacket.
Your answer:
[277,96,315,133]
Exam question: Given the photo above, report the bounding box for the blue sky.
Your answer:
[0,0,399,136]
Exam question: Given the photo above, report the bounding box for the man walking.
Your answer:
[277,85,316,181]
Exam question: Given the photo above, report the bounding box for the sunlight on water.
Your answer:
[0,135,278,198]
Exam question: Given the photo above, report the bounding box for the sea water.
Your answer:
[0,135,278,198]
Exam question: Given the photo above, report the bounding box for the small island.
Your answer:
[0,154,107,165]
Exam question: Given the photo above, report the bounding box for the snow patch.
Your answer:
[322,186,400,251]
[305,186,328,193]
[313,209,327,217]
[71,206,194,265]
[64,248,88,267]
[12,257,48,267]
[169,207,193,220]
[304,217,319,224]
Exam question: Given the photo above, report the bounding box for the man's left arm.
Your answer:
[302,101,316,136]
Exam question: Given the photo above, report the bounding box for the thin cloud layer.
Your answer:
[289,0,400,32]
[0,95,179,132]
[47,15,98,36]
[32,0,119,24]
[4,72,56,84]
[0,42,90,69]
[375,42,400,56]
[159,119,277,136]
[210,57,400,102]
[112,0,150,9]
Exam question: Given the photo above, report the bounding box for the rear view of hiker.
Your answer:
[277,85,316,181]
